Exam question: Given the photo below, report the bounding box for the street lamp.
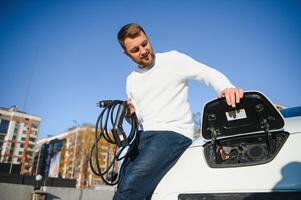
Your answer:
[34,174,43,190]
[31,174,47,200]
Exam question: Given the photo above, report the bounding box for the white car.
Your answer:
[152,91,301,200]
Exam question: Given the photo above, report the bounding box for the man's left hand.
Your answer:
[218,88,244,108]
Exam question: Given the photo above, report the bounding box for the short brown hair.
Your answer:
[117,23,146,49]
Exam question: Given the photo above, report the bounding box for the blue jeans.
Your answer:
[113,130,192,200]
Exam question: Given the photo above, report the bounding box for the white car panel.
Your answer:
[152,92,301,200]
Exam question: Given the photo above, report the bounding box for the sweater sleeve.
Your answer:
[126,76,143,124]
[173,50,235,93]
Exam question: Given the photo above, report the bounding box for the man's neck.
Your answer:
[137,55,156,72]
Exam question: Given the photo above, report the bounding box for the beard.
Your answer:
[137,52,155,68]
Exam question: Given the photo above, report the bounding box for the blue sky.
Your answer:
[1,0,300,139]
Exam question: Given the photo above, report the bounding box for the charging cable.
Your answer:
[89,100,139,185]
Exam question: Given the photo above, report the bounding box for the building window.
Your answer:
[32,124,39,129]
[10,149,14,154]
[0,134,5,141]
[14,128,19,134]
[21,137,26,141]
[0,119,10,133]
[19,151,23,155]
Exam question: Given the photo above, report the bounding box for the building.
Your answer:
[0,105,41,174]
[31,138,65,177]
[32,125,117,188]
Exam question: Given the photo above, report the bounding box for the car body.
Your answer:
[151,91,301,200]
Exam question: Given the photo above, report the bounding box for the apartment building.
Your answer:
[32,125,117,188]
[0,105,41,174]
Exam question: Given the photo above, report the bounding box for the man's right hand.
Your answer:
[127,98,136,116]
[218,88,244,108]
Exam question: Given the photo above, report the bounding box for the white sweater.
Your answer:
[126,50,234,138]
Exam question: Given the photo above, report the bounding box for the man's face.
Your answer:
[123,31,154,68]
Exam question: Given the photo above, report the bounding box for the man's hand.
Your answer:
[127,98,136,116]
[218,88,244,108]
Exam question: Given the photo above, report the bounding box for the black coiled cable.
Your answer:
[89,100,139,185]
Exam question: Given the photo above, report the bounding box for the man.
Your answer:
[113,23,243,200]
